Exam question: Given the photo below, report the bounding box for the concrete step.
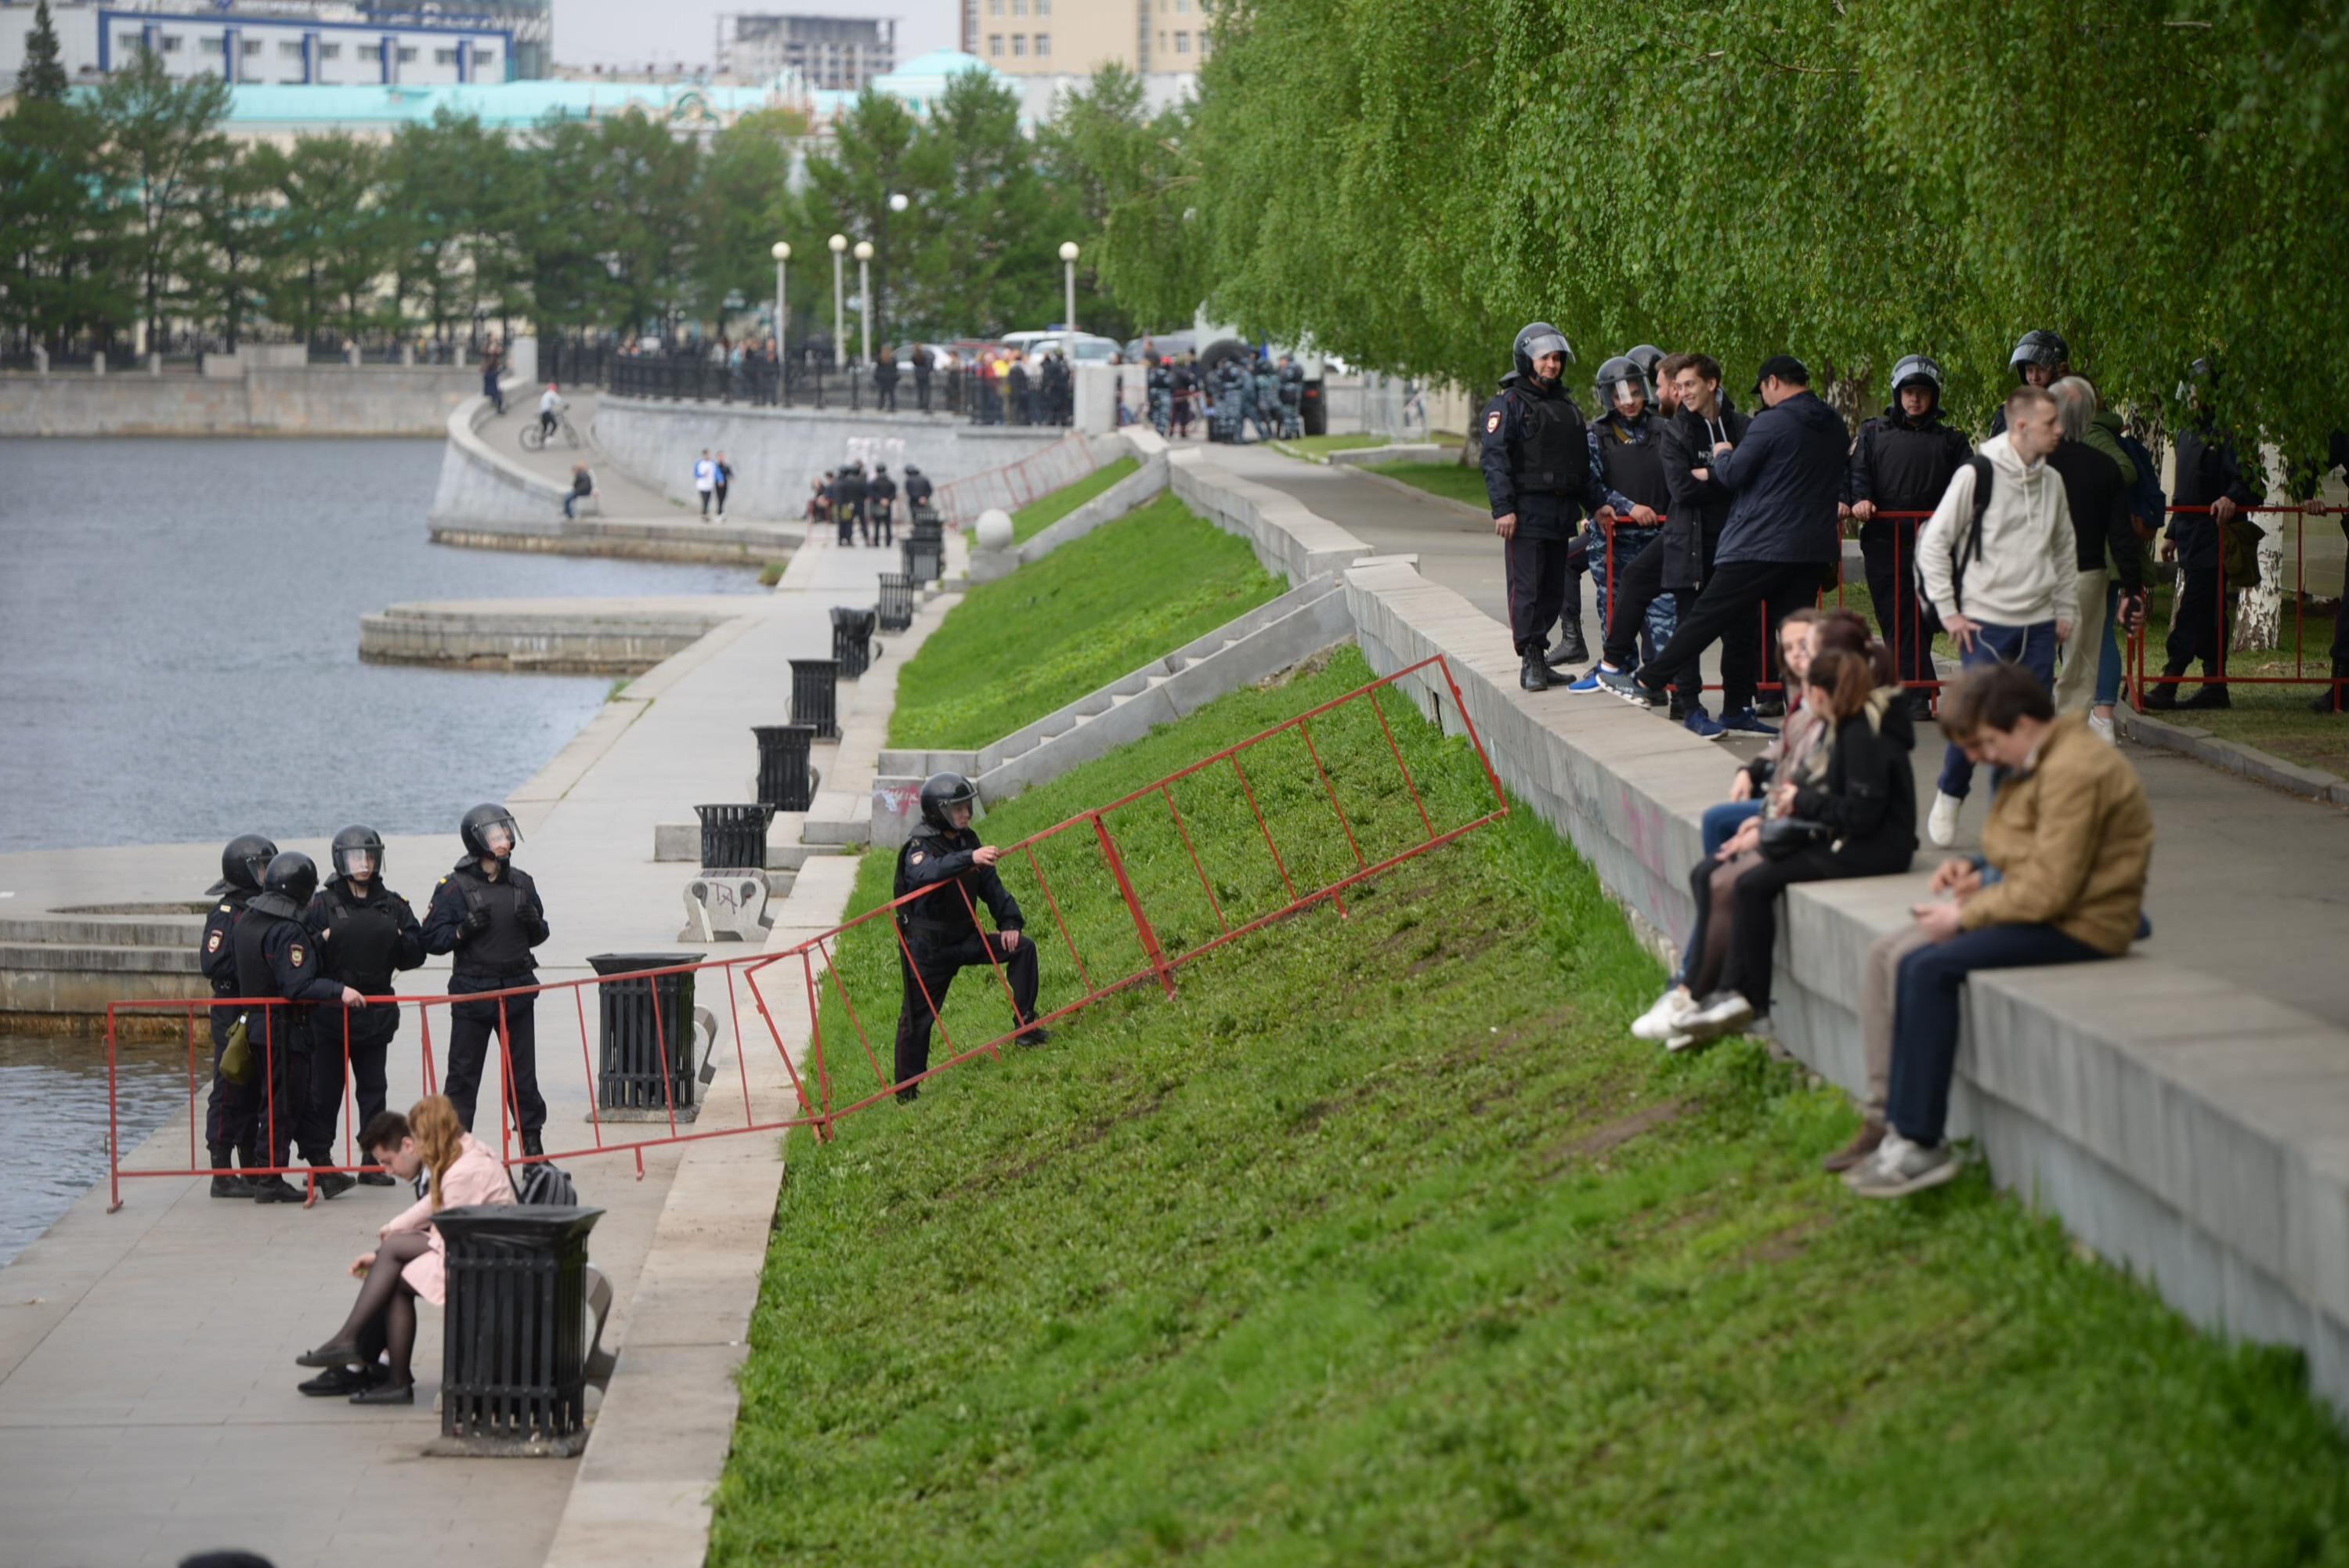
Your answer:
[0,941,200,974]
[0,916,206,948]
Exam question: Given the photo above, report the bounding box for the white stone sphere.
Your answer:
[975,508,1014,551]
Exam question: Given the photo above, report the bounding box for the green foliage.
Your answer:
[17,2,69,102]
[1009,452,1137,541]
[91,49,230,347]
[886,489,1280,750]
[714,645,2349,1563]
[1082,0,2349,461]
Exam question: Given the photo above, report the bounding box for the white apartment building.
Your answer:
[0,1,547,90]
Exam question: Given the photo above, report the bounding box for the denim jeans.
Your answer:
[1701,800,1763,859]
[1937,619,2057,800]
[1886,923,2112,1145]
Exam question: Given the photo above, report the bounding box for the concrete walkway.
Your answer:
[0,533,942,1567]
[1209,443,2349,1034]
[481,392,693,521]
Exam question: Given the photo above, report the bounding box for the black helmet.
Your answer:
[1512,321,1573,383]
[1889,352,1944,396]
[904,464,921,476]
[211,833,279,896]
[917,772,979,833]
[1593,354,1646,409]
[331,824,385,881]
[2009,330,2069,375]
[875,462,889,475]
[460,802,522,862]
[1626,344,1667,388]
[262,850,319,908]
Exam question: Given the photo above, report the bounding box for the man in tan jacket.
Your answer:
[1842,662,2152,1198]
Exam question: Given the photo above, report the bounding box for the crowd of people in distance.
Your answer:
[807,458,934,547]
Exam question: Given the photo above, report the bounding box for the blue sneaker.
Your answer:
[1683,705,1726,739]
[1564,664,1619,694]
[1719,707,1781,737]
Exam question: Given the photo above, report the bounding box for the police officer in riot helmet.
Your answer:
[1147,354,1175,438]
[302,826,425,1187]
[200,832,276,1198]
[1277,354,1306,440]
[1844,352,1972,712]
[869,462,899,548]
[1627,344,1675,417]
[1584,355,1672,675]
[422,804,551,1154]
[1480,322,1631,691]
[903,463,934,514]
[1991,330,2070,435]
[891,773,1046,1104]
[233,851,367,1203]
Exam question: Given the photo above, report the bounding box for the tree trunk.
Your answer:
[2235,439,2286,652]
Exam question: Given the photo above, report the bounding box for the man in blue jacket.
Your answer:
[1604,355,1847,733]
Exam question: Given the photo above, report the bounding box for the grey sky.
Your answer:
[552,0,959,73]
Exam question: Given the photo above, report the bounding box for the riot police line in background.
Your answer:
[196,802,545,1204]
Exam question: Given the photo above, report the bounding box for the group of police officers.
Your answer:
[198,803,550,1201]
[812,461,934,547]
[1146,351,1304,444]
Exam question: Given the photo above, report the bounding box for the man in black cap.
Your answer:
[1603,355,1847,734]
[1480,322,1632,691]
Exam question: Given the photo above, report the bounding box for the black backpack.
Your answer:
[1953,454,1995,615]
[515,1160,577,1206]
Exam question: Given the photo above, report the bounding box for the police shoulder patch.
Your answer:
[1486,409,1503,434]
[909,851,924,864]
[288,944,305,967]
[206,932,222,952]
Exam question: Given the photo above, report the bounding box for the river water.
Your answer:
[0,1032,187,1268]
[0,436,759,854]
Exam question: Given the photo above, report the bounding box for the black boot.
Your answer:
[520,1131,544,1159]
[309,1166,356,1201]
[1520,653,1552,692]
[2310,673,2347,714]
[356,1169,396,1187]
[2143,677,2181,710]
[208,1147,253,1199]
[250,1174,304,1204]
[1543,627,1589,668]
[2182,684,2232,710]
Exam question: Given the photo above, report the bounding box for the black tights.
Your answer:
[327,1230,430,1384]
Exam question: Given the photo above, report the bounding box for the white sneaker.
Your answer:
[1631,985,1696,1042]
[1927,790,1963,848]
[1680,989,1755,1040]
[1663,1028,1704,1053]
[1844,1132,1962,1198]
[2088,712,2116,745]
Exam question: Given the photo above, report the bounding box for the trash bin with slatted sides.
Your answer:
[426,1204,604,1458]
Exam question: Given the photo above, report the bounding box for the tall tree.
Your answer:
[0,19,122,345]
[688,108,805,334]
[916,70,1064,339]
[18,0,70,102]
[252,133,392,342]
[184,137,275,350]
[91,49,229,352]
[804,88,929,354]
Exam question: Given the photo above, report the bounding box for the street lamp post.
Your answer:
[854,240,874,369]
[828,233,847,369]
[1058,241,1080,341]
[769,240,790,387]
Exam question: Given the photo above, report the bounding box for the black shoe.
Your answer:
[2181,685,2232,710]
[298,1364,385,1397]
[1543,630,1589,668]
[308,1169,356,1202]
[251,1176,305,1204]
[1668,697,1689,723]
[1632,677,1670,708]
[894,1086,920,1105]
[2143,682,2180,710]
[2310,687,2347,714]
[349,1380,415,1406]
[1753,697,1787,719]
[1906,691,1936,721]
[209,1174,255,1199]
[297,1340,364,1369]
[1015,1025,1053,1047]
[1520,655,1552,692]
[356,1170,396,1187]
[520,1132,544,1158]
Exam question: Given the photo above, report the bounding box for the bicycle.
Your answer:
[520,414,584,452]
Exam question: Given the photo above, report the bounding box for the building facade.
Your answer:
[957,0,1209,78]
[724,13,894,93]
[0,1,551,90]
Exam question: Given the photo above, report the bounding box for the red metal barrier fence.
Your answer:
[103,654,1508,1208]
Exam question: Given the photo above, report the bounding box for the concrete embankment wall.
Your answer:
[429,393,568,526]
[591,394,1075,518]
[1168,444,2349,1421]
[0,366,477,437]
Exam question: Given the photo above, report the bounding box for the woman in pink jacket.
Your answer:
[295,1094,514,1404]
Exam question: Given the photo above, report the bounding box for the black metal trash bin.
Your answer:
[752,723,821,811]
[696,801,774,869]
[828,605,880,678]
[789,657,840,739]
[429,1204,604,1457]
[587,951,703,1115]
[902,530,944,585]
[876,573,916,632]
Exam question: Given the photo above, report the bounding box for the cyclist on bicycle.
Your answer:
[538,382,567,443]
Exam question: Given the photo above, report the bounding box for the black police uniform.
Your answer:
[913,350,934,412]
[869,468,899,547]
[1148,360,1174,435]
[422,857,550,1144]
[1845,397,1971,688]
[875,355,900,412]
[2156,422,2260,703]
[904,468,934,514]
[1590,405,1676,668]
[1480,372,1614,670]
[891,828,1040,1100]
[232,891,348,1182]
[1277,361,1306,439]
[834,467,866,546]
[201,887,260,1176]
[2324,429,2349,710]
[302,875,425,1140]
[1172,359,1199,435]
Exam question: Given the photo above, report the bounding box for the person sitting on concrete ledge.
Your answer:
[1841,662,2153,1197]
[294,1096,515,1404]
[563,464,595,519]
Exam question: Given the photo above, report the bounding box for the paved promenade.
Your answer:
[482,392,692,522]
[0,529,940,1566]
[1208,442,2349,1033]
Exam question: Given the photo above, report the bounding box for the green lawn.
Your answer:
[1361,457,1489,510]
[1010,454,1140,543]
[714,645,2349,1566]
[1270,433,1397,461]
[890,490,1283,750]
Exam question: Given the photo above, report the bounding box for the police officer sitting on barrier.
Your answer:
[234,851,367,1203]
[1481,322,1633,691]
[422,804,551,1155]
[892,773,1047,1105]
[1585,354,1674,674]
[303,826,425,1187]
[200,832,276,1198]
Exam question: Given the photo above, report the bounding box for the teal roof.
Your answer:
[216,78,828,130]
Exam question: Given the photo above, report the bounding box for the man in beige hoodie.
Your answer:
[1915,384,2076,847]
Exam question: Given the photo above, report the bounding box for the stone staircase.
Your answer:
[0,905,208,1021]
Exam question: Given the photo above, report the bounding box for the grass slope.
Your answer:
[1363,457,1488,510]
[1012,455,1141,543]
[889,490,1282,751]
[716,646,2349,1566]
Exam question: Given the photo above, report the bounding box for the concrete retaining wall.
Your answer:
[591,396,1076,520]
[359,598,750,674]
[429,393,569,526]
[931,432,1129,526]
[1171,453,2349,1421]
[0,365,479,437]
[969,447,1171,583]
